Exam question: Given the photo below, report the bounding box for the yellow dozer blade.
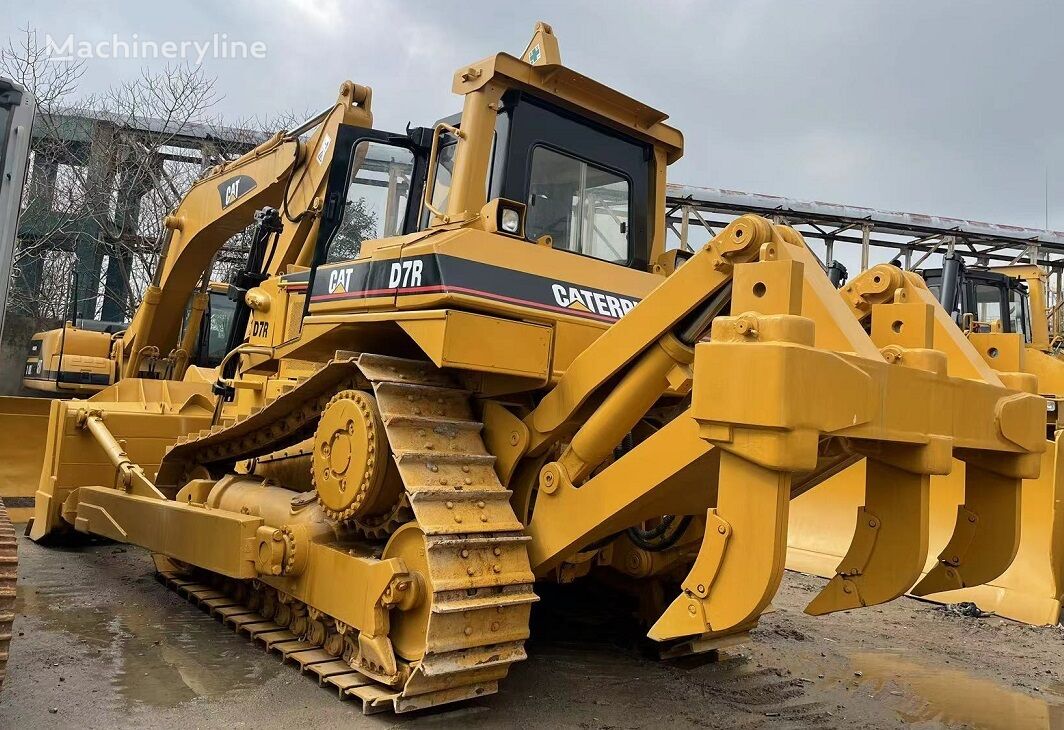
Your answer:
[0,396,53,523]
[788,444,1064,625]
[788,263,1061,625]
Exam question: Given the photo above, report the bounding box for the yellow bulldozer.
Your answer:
[789,254,1064,625]
[3,24,1049,713]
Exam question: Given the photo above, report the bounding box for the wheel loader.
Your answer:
[8,23,1047,713]
[789,256,1064,625]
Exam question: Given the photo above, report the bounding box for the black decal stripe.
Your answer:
[294,253,641,323]
[315,284,618,322]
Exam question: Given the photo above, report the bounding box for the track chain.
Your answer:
[0,497,16,691]
[156,357,364,487]
[361,354,537,707]
[154,354,536,712]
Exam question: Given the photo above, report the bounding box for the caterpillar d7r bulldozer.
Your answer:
[15,24,1047,713]
[789,258,1064,625]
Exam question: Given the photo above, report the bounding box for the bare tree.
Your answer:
[2,26,84,320]
[1,25,84,112]
[2,26,241,325]
[86,64,223,320]
[0,26,369,395]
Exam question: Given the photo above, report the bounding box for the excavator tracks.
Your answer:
[0,497,15,690]
[155,354,537,713]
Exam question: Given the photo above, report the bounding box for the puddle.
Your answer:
[851,650,1064,729]
[16,548,279,708]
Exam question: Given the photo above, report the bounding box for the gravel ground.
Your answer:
[3,534,1064,729]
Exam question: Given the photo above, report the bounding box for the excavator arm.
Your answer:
[116,81,373,380]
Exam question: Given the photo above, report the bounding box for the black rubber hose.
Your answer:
[626,515,694,552]
[613,430,693,552]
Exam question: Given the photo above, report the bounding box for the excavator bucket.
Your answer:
[0,396,52,523]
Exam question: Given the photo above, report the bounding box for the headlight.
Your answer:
[500,207,521,234]
[1048,400,1057,413]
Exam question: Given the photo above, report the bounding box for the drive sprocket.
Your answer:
[312,389,399,522]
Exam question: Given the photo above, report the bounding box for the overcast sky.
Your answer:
[5,0,1064,239]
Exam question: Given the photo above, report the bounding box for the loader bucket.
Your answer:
[0,396,53,523]
[787,438,1064,625]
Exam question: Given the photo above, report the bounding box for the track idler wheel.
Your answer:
[381,523,431,661]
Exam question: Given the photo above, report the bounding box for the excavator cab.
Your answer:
[315,128,429,266]
[187,284,239,368]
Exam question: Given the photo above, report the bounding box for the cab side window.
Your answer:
[427,140,457,216]
[194,291,237,367]
[1008,285,1032,342]
[973,282,1004,327]
[525,147,630,264]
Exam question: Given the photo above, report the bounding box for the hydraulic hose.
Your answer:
[614,430,694,552]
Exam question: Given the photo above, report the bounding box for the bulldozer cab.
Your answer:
[418,91,649,267]
[923,257,1033,342]
[313,99,657,274]
[284,27,681,374]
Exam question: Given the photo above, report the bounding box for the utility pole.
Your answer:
[0,78,36,346]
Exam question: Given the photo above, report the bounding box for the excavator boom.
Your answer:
[19,81,375,394]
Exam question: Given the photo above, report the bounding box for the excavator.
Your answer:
[7,24,1047,713]
[789,255,1064,625]
[20,281,233,396]
[0,72,382,520]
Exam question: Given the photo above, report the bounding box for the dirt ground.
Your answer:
[2,535,1064,729]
